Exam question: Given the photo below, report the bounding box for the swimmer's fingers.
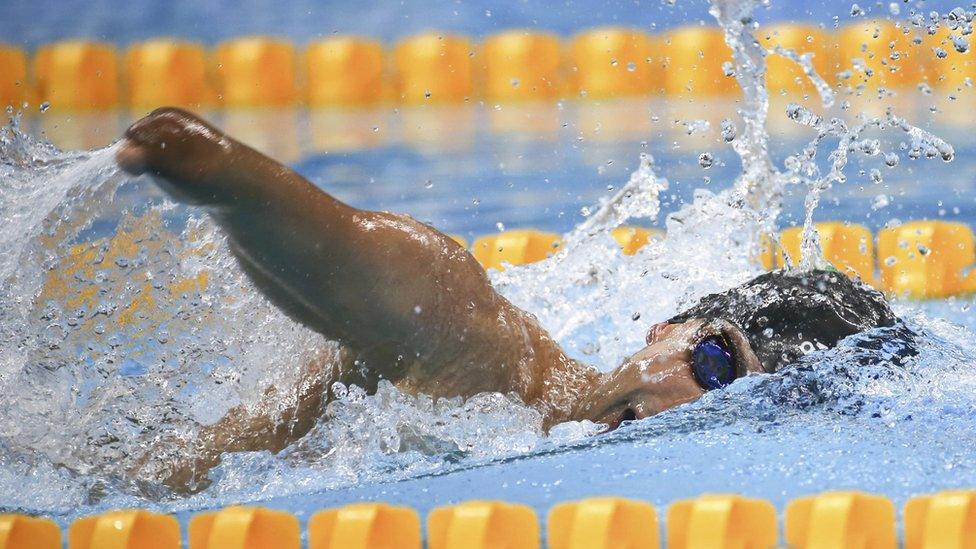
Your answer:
[118,107,226,174]
[119,107,189,174]
[161,459,213,495]
[116,139,149,176]
[117,107,235,204]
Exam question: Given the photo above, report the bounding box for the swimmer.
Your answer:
[115,108,909,491]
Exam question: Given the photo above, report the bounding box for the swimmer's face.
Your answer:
[575,319,764,430]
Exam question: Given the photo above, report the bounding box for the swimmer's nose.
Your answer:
[587,401,643,432]
[613,407,638,430]
[646,322,670,345]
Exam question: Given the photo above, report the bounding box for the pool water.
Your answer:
[2,93,975,526]
[1,0,976,538]
[25,94,976,240]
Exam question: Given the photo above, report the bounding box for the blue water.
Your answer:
[288,101,976,239]
[28,98,976,241]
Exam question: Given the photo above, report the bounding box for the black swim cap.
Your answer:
[667,270,898,373]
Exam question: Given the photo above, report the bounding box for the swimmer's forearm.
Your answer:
[116,107,350,214]
[117,108,377,339]
[166,369,329,491]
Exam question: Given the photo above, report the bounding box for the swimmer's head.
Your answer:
[574,269,897,430]
[665,269,897,373]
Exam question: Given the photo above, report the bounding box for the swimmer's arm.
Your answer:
[117,108,599,421]
[162,353,336,491]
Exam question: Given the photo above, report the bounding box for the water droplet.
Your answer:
[850,3,863,17]
[871,194,890,210]
[39,101,50,113]
[720,119,737,142]
[424,179,433,189]
[884,152,900,167]
[786,103,822,126]
[683,119,710,135]
[631,312,641,321]
[699,152,715,169]
[858,139,881,156]
[626,62,637,72]
[424,90,432,99]
[952,35,970,53]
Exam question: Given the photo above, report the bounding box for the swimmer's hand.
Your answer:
[116,107,275,207]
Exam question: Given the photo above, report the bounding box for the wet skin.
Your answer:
[116,108,763,490]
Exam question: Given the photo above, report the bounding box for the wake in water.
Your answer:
[1,1,975,518]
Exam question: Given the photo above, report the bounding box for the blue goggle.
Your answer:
[691,335,738,391]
